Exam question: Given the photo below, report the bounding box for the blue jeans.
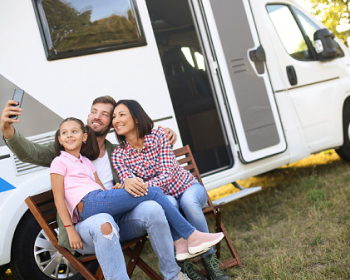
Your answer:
[167,181,214,256]
[76,202,181,280]
[75,213,128,280]
[79,186,195,239]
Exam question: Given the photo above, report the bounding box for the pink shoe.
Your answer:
[187,231,224,255]
[175,237,211,261]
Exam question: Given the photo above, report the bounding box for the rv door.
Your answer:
[250,1,349,153]
[202,0,287,163]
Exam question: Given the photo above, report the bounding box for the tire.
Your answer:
[336,102,350,162]
[10,211,98,280]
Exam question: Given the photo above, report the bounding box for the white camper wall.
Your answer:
[0,0,180,141]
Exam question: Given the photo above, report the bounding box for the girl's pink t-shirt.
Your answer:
[50,151,103,223]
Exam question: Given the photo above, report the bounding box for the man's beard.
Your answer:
[89,121,111,137]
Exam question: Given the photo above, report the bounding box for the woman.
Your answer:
[111,100,229,280]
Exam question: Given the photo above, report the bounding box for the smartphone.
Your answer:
[9,89,24,119]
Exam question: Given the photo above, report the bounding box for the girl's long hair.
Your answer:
[114,100,153,146]
[54,117,100,160]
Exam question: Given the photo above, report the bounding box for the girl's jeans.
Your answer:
[79,186,195,239]
[167,181,215,256]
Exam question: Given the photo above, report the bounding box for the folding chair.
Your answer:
[173,145,242,271]
[25,190,162,280]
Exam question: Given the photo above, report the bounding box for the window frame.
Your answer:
[266,3,318,61]
[32,0,147,61]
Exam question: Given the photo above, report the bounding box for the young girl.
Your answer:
[110,100,229,278]
[50,117,223,257]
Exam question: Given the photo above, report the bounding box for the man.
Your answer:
[1,96,190,280]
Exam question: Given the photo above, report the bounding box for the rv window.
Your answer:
[32,0,146,60]
[267,4,317,61]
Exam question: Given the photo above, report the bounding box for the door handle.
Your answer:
[249,45,266,62]
[286,65,297,86]
[249,45,266,74]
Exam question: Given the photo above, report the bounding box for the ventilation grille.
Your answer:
[12,132,55,176]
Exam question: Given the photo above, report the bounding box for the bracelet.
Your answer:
[64,223,74,228]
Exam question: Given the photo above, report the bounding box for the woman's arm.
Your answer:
[111,151,148,196]
[146,130,176,192]
[51,173,83,250]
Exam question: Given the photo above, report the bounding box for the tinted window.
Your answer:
[33,0,146,60]
[267,4,317,61]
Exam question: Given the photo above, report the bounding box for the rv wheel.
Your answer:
[10,211,98,280]
[336,102,350,162]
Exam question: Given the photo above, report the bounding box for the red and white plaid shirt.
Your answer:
[111,128,195,198]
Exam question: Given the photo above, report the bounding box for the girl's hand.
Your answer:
[112,183,124,189]
[124,177,148,197]
[67,227,83,250]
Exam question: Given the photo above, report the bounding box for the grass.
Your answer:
[2,150,350,279]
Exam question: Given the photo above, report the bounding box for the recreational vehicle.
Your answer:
[1,0,350,279]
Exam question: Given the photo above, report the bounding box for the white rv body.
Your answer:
[1,0,349,278]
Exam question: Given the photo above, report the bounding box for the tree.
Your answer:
[306,0,350,41]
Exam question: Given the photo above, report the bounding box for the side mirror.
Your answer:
[314,28,342,61]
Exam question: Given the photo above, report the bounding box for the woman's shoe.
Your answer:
[175,238,210,261]
[187,231,224,255]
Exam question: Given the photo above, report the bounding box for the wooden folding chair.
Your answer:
[173,145,242,271]
[25,190,162,280]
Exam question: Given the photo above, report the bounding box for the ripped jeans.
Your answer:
[75,202,181,280]
[75,213,128,280]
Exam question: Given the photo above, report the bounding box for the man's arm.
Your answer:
[1,100,56,167]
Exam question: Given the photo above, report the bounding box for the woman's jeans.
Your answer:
[79,186,195,239]
[167,181,215,256]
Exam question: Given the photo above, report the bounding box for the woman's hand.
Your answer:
[66,226,83,250]
[112,183,124,189]
[124,177,148,197]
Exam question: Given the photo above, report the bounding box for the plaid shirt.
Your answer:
[111,128,194,198]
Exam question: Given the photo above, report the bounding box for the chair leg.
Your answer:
[220,222,242,267]
[215,208,222,259]
[213,208,242,267]
[95,266,104,280]
[124,239,146,277]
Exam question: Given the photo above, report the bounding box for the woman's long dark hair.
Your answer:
[114,100,153,145]
[54,117,100,160]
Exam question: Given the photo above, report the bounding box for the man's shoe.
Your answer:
[201,252,229,280]
[178,260,207,280]
[176,271,191,280]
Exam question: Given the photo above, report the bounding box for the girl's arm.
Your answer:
[94,172,106,191]
[51,173,83,250]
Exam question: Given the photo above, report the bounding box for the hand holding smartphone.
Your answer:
[9,89,24,119]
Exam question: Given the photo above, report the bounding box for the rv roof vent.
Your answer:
[11,131,56,176]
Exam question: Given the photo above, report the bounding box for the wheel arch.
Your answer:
[0,173,51,265]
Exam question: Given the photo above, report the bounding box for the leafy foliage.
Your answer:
[42,0,140,54]
[307,0,350,41]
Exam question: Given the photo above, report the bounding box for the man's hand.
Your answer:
[124,177,148,197]
[159,126,177,146]
[1,100,21,139]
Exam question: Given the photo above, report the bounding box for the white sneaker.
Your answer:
[176,271,191,280]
